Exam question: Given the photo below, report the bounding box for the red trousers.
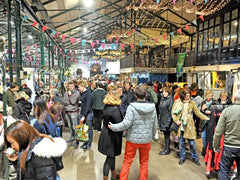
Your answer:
[120,141,151,180]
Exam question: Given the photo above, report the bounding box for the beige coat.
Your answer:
[172,99,208,139]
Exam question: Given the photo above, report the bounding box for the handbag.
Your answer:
[75,122,89,142]
[169,121,180,132]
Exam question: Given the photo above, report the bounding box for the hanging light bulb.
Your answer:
[83,27,87,33]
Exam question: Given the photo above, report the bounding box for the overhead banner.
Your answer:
[176,53,186,77]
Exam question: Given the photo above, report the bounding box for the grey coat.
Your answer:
[111,101,158,144]
[63,90,80,112]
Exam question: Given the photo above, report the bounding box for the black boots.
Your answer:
[159,133,170,155]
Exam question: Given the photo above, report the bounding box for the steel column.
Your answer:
[40,26,45,83]
[14,0,22,84]
[7,0,13,82]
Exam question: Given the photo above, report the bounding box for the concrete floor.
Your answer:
[58,128,218,180]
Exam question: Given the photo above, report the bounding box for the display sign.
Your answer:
[176,53,186,77]
[106,61,120,74]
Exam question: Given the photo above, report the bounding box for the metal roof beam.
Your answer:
[167,9,197,27]
[50,4,83,19]
[43,0,56,6]
[144,10,191,36]
[55,0,122,29]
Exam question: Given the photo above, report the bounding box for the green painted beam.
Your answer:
[43,0,56,6]
[50,4,83,19]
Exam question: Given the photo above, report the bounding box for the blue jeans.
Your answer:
[202,127,206,151]
[80,113,93,147]
[218,146,240,180]
[179,131,198,160]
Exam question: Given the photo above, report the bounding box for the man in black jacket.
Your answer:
[78,79,93,150]
[92,81,107,131]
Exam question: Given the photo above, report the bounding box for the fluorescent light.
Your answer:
[83,0,93,7]
[83,27,87,33]
[28,35,33,39]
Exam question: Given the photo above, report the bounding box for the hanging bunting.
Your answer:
[122,34,124,38]
[37,48,40,52]
[185,24,190,30]
[42,26,47,32]
[70,37,76,44]
[101,44,105,49]
[91,41,95,49]
[77,39,80,43]
[4,49,7,54]
[64,49,67,53]
[192,20,197,26]
[93,49,95,52]
[34,44,37,48]
[127,31,131,36]
[157,0,160,3]
[110,38,112,42]
[200,15,204,21]
[102,39,106,44]
[62,34,67,41]
[27,46,30,50]
[32,21,38,27]
[173,0,176,5]
[154,38,158,43]
[170,32,174,37]
[205,0,207,3]
[190,0,193,4]
[116,36,119,40]
[88,50,90,53]
[96,40,99,44]
[139,41,143,48]
[12,49,15,54]
[110,44,114,50]
[52,30,57,36]
[177,28,182,34]
[56,32,60,37]
[132,28,136,33]
[130,43,133,49]
[163,35,167,40]
[75,50,77,53]
[120,44,125,50]
[82,40,86,47]
[23,15,28,21]
[70,50,72,53]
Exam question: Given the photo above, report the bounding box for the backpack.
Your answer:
[43,115,61,137]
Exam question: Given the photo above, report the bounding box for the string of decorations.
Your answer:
[126,0,231,16]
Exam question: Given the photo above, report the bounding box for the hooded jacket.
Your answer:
[13,98,32,123]
[111,101,158,144]
[14,137,67,180]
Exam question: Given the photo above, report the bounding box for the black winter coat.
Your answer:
[98,105,123,157]
[13,98,32,123]
[13,137,67,180]
[159,96,173,131]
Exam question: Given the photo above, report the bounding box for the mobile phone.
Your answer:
[6,148,17,156]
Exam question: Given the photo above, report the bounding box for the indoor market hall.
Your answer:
[0,0,240,180]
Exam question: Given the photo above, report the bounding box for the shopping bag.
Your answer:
[75,123,89,142]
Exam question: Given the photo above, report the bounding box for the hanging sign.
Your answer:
[176,53,186,77]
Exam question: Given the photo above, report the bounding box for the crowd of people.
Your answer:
[0,77,239,180]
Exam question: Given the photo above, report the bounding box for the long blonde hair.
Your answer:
[103,86,121,106]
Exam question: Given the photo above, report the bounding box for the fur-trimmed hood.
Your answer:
[30,137,67,159]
